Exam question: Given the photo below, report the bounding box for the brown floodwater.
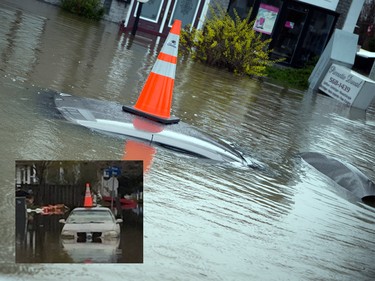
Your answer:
[1,0,375,280]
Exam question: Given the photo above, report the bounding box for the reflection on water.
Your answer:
[1,0,375,280]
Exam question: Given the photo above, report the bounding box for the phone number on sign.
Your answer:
[329,77,351,92]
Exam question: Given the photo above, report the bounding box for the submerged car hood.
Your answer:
[53,92,251,165]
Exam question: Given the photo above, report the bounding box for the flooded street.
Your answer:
[1,0,375,280]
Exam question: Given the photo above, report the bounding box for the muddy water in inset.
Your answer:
[1,0,375,280]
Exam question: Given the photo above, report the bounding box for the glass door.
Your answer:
[295,10,336,66]
[272,3,308,63]
[161,0,203,34]
[128,0,168,35]
[128,0,205,36]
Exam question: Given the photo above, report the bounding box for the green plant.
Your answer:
[264,59,317,90]
[180,4,281,77]
[61,0,104,21]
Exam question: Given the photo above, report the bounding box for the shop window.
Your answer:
[228,0,254,19]
[140,0,163,22]
[297,10,335,65]
[169,0,201,28]
[271,2,308,64]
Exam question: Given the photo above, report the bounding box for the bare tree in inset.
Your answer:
[34,161,52,185]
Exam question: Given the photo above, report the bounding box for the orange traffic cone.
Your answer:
[84,183,93,207]
[123,20,182,124]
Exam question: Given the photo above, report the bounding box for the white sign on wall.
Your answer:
[297,0,339,11]
[319,63,375,110]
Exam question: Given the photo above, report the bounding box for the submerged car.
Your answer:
[59,207,122,243]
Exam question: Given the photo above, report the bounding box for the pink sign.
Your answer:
[284,21,295,29]
[253,4,279,35]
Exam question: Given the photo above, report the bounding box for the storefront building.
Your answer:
[118,0,209,36]
[227,0,347,67]
[114,0,353,67]
[84,0,355,67]
[43,0,354,67]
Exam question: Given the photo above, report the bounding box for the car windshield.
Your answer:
[66,209,114,224]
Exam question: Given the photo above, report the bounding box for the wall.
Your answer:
[335,0,353,29]
[102,0,131,23]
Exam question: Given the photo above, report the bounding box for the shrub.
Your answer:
[61,0,104,21]
[180,4,281,77]
[264,58,317,90]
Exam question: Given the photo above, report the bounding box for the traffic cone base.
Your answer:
[122,20,182,124]
[122,105,180,124]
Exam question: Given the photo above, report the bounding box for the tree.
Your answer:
[359,0,375,24]
[358,0,375,50]
[34,161,52,185]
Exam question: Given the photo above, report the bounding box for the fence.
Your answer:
[21,184,85,208]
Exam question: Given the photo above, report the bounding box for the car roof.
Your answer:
[71,207,111,212]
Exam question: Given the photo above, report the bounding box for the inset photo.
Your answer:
[15,160,143,263]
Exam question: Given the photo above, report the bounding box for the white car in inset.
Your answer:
[59,206,122,241]
[59,206,123,263]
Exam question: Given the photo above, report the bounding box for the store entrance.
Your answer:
[272,4,308,64]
